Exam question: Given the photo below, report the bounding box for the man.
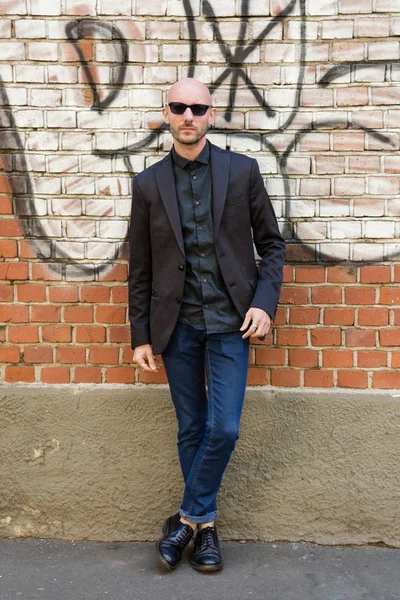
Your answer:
[128,78,285,572]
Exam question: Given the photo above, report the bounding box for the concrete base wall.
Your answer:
[1,385,399,546]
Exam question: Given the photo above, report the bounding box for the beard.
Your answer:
[169,122,208,145]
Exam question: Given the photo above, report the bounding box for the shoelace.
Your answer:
[171,525,192,546]
[198,527,217,552]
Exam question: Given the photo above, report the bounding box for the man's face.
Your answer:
[162,84,216,146]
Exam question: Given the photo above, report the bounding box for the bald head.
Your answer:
[167,78,212,106]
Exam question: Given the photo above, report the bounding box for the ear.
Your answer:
[162,106,170,124]
[208,107,216,126]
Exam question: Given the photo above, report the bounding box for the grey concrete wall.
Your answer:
[1,385,399,546]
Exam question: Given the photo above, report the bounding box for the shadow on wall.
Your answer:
[1,0,399,277]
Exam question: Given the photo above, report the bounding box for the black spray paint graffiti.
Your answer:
[1,0,399,277]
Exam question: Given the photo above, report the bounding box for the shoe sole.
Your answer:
[189,559,224,572]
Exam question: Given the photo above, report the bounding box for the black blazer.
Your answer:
[128,141,286,355]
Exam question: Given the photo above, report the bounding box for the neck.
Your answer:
[173,137,207,161]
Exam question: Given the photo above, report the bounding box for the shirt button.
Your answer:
[195,201,200,206]
[193,175,197,180]
[178,265,184,270]
[200,253,205,257]
[198,225,203,230]
[176,296,182,303]
[203,278,207,283]
[204,304,209,308]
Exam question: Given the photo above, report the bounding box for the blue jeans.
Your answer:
[161,321,250,524]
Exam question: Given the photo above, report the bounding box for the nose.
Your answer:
[183,107,194,120]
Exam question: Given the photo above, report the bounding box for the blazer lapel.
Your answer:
[210,142,230,239]
[154,154,185,256]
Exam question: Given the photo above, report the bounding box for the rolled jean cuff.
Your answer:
[179,506,217,524]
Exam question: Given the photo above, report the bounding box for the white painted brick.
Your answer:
[85,199,115,216]
[31,89,62,107]
[391,64,400,82]
[302,43,330,62]
[32,176,62,195]
[135,0,167,15]
[247,111,280,130]
[263,43,296,63]
[48,21,92,40]
[99,220,128,238]
[365,221,395,239]
[130,88,162,107]
[271,201,283,217]
[355,17,389,37]
[334,177,365,195]
[111,66,142,84]
[367,132,399,150]
[229,134,261,152]
[115,198,131,216]
[297,222,327,239]
[0,20,12,38]
[0,87,27,106]
[62,132,92,151]
[27,131,59,151]
[354,199,384,216]
[386,243,400,260]
[51,198,82,216]
[179,65,212,83]
[14,19,46,39]
[109,111,141,129]
[287,201,315,217]
[230,46,261,64]
[271,0,302,16]
[47,110,77,128]
[31,0,61,15]
[210,22,248,41]
[0,43,25,61]
[317,64,350,84]
[14,154,46,172]
[66,219,96,237]
[77,110,109,129]
[353,243,384,261]
[63,0,97,15]
[48,65,78,84]
[114,20,146,40]
[241,0,270,15]
[368,42,400,61]
[281,111,313,130]
[28,42,59,62]
[148,21,180,40]
[0,132,23,150]
[320,199,350,216]
[351,110,383,129]
[354,65,385,83]
[31,219,62,237]
[146,155,166,168]
[0,0,26,14]
[87,242,116,259]
[144,66,177,84]
[96,132,125,150]
[374,0,400,11]
[252,20,283,40]
[369,176,399,195]
[212,87,260,107]
[319,243,350,261]
[64,265,95,281]
[200,0,235,16]
[287,21,318,40]
[13,110,44,128]
[81,155,112,174]
[162,44,193,62]
[285,157,311,175]
[98,0,132,15]
[306,0,338,15]
[268,88,298,108]
[143,111,164,130]
[388,200,400,217]
[64,177,96,195]
[115,154,145,174]
[300,178,331,196]
[321,19,353,39]
[314,111,348,127]
[48,155,79,174]
[17,198,47,215]
[98,177,129,195]
[55,242,85,259]
[331,221,362,238]
[393,17,400,35]
[249,66,281,85]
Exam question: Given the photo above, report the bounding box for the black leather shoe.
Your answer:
[190,525,223,572]
[155,514,194,570]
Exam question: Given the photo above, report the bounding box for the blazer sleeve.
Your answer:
[128,176,152,349]
[248,158,286,320]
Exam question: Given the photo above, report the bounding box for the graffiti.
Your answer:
[1,0,399,276]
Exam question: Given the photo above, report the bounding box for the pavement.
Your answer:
[1,538,400,600]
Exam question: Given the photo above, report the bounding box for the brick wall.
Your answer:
[0,0,399,389]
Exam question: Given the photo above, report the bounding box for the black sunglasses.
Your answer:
[168,102,211,117]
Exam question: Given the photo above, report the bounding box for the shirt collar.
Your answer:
[172,140,210,170]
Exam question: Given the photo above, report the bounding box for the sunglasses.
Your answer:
[168,102,211,117]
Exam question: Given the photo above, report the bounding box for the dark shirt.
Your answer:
[171,141,243,333]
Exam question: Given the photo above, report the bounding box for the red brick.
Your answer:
[99,264,128,282]
[0,305,29,322]
[31,305,61,322]
[279,287,309,305]
[338,371,368,389]
[360,266,391,284]
[23,346,53,363]
[95,306,126,324]
[0,240,17,258]
[89,346,119,365]
[0,262,28,280]
[246,367,268,385]
[0,176,12,193]
[294,266,325,283]
[372,372,400,389]
[31,263,62,281]
[111,286,128,303]
[311,328,341,346]
[283,265,293,282]
[0,219,24,236]
[276,329,308,346]
[123,347,134,363]
[311,287,342,304]
[41,367,70,384]
[395,267,400,283]
[345,329,376,347]
[322,349,353,368]
[289,307,319,325]
[106,367,135,384]
[273,307,286,325]
[379,329,400,347]
[74,366,102,383]
[17,284,46,302]
[0,285,13,302]
[49,286,79,303]
[42,325,72,343]
[304,370,334,388]
[345,287,376,305]
[5,366,35,383]
[255,348,286,366]
[81,286,110,303]
[108,325,130,343]
[358,350,387,368]
[18,240,36,259]
[270,369,301,387]
[8,325,39,343]
[57,346,86,363]
[324,308,354,325]
[0,196,13,214]
[289,349,318,367]
[358,308,388,326]
[392,352,400,369]
[76,325,106,343]
[0,346,20,362]
[64,305,93,323]
[60,42,92,62]
[379,287,400,305]
[138,367,168,384]
[394,310,400,326]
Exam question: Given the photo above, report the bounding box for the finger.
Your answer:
[239,312,252,331]
[146,350,158,371]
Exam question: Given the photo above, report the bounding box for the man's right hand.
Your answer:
[133,344,158,372]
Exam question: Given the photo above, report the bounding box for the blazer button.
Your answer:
[178,265,184,270]
[176,296,182,303]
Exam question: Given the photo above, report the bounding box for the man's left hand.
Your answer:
[240,307,271,340]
